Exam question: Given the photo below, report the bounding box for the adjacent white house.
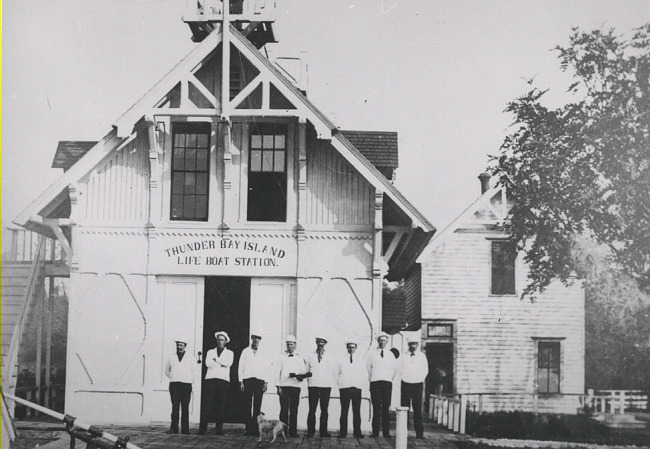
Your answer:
[410,175,585,414]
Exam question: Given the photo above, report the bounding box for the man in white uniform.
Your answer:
[199,331,233,435]
[400,339,429,439]
[337,338,366,438]
[277,335,307,437]
[239,331,270,435]
[305,337,335,437]
[164,337,195,434]
[366,332,397,437]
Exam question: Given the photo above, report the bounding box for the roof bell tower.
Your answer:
[183,0,276,47]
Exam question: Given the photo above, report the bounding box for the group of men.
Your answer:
[164,330,429,438]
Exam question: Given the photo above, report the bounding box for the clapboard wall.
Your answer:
[420,231,585,413]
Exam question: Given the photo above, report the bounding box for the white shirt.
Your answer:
[306,351,335,388]
[238,346,271,382]
[400,351,429,384]
[165,352,196,384]
[337,353,367,390]
[277,352,307,387]
[366,347,397,382]
[205,347,234,382]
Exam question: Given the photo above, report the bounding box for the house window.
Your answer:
[427,323,453,338]
[247,124,287,222]
[170,123,210,221]
[537,341,561,394]
[491,240,516,295]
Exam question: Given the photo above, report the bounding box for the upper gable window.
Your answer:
[491,240,516,295]
[247,124,287,222]
[170,123,210,221]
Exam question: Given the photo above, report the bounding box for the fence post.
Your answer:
[619,391,626,415]
[453,401,460,432]
[533,392,538,414]
[478,394,483,414]
[459,395,467,434]
[395,407,408,449]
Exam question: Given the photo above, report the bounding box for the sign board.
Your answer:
[149,234,297,276]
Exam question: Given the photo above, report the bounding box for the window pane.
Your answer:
[196,148,208,171]
[186,133,197,147]
[262,151,274,172]
[173,148,185,170]
[274,135,285,149]
[196,196,208,219]
[196,173,208,195]
[251,135,262,149]
[183,195,196,218]
[273,151,285,172]
[250,150,262,172]
[172,173,184,194]
[197,133,209,148]
[538,368,549,393]
[549,369,560,393]
[184,147,196,171]
[174,133,185,148]
[171,195,184,219]
[263,135,274,148]
[184,172,196,194]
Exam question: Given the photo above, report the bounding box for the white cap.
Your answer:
[285,335,297,343]
[315,336,328,343]
[175,338,188,345]
[214,331,230,343]
[376,332,390,341]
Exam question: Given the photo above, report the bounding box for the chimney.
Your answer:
[478,173,491,194]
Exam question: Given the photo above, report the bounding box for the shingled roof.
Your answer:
[51,131,399,174]
[52,141,98,171]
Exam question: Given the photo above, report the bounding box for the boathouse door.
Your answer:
[202,277,251,424]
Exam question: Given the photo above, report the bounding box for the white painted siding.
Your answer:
[421,231,585,414]
[305,135,373,226]
[83,131,150,222]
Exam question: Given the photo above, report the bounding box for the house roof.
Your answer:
[52,141,98,171]
[339,131,398,169]
[15,25,435,235]
[51,130,398,173]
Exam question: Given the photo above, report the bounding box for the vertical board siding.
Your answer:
[85,132,151,222]
[305,138,373,226]
[404,267,422,328]
[422,232,585,410]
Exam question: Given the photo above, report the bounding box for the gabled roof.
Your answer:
[416,185,508,263]
[52,141,98,171]
[339,131,398,169]
[15,25,434,233]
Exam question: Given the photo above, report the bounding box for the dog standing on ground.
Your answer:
[257,412,288,443]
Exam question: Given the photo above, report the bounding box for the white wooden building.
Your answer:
[411,175,585,414]
[13,1,435,427]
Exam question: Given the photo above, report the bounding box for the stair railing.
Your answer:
[1,236,45,395]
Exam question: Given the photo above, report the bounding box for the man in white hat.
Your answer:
[305,336,334,437]
[199,330,233,435]
[238,329,271,435]
[400,339,428,439]
[337,338,366,438]
[164,337,195,434]
[366,332,397,437]
[277,335,306,437]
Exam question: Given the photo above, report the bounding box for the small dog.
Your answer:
[257,412,288,443]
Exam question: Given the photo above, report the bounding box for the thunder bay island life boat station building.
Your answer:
[13,0,436,427]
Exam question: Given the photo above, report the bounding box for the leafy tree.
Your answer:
[491,23,650,298]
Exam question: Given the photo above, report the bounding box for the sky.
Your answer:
[2,0,649,230]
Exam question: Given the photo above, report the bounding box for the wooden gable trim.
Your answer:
[13,130,132,229]
[416,186,504,264]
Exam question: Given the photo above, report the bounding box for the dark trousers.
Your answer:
[169,382,192,434]
[339,387,361,437]
[279,386,300,436]
[243,378,265,433]
[307,387,331,436]
[199,378,229,432]
[370,380,392,436]
[400,382,424,436]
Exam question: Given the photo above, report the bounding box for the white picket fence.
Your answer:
[583,390,648,414]
[429,394,467,433]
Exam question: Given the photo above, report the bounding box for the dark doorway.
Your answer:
[425,343,454,397]
[202,277,251,424]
